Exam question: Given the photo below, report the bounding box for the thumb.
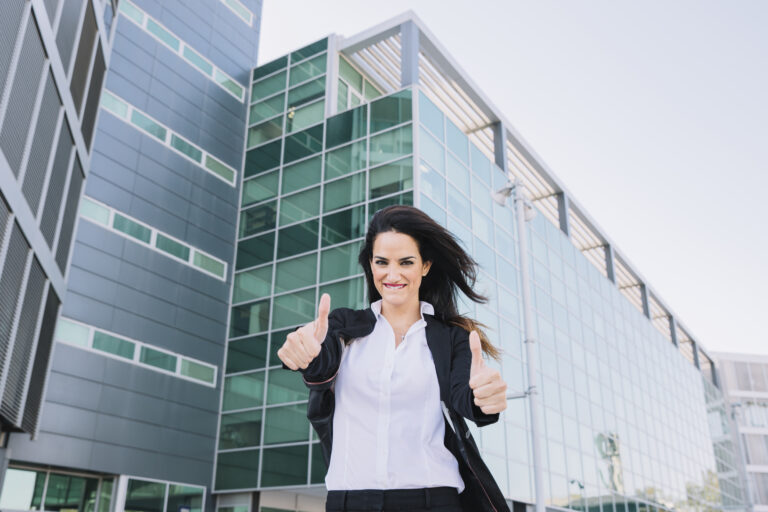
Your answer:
[314,293,331,342]
[469,330,484,374]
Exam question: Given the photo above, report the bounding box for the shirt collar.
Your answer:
[371,299,434,320]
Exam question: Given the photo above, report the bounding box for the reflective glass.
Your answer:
[337,80,349,111]
[496,226,516,264]
[172,133,206,161]
[242,170,279,207]
[319,276,365,311]
[219,410,262,449]
[55,318,89,347]
[233,265,272,303]
[251,70,286,99]
[248,118,282,147]
[287,77,325,109]
[419,127,444,172]
[474,237,496,278]
[325,140,366,180]
[264,403,309,445]
[279,187,320,226]
[369,157,412,199]
[286,99,324,133]
[275,253,317,293]
[310,444,326,484]
[364,80,382,100]
[447,185,470,227]
[277,220,318,259]
[368,192,413,220]
[229,299,270,338]
[253,56,287,81]
[193,251,225,277]
[155,233,190,261]
[223,371,264,411]
[447,214,471,251]
[282,155,322,194]
[419,194,445,225]
[140,346,176,372]
[92,331,134,359]
[249,94,284,124]
[261,445,308,487]
[471,144,492,185]
[369,125,413,166]
[323,173,365,213]
[236,232,274,270]
[419,161,445,204]
[181,359,214,384]
[167,485,203,512]
[283,124,323,164]
[291,38,327,62]
[446,119,469,164]
[131,110,166,140]
[125,479,164,512]
[322,206,365,247]
[113,213,150,243]
[245,140,281,177]
[215,68,243,98]
[370,89,412,133]
[267,370,309,404]
[227,334,268,373]
[205,155,235,183]
[239,201,276,238]
[147,19,179,51]
[446,153,470,191]
[98,479,113,512]
[326,105,367,148]
[215,449,259,490]
[118,0,144,25]
[100,90,128,118]
[183,46,213,75]
[339,57,363,91]
[272,288,315,329]
[473,207,493,246]
[418,91,444,140]
[320,241,362,282]
[44,473,98,512]
[269,328,295,367]
[471,176,492,216]
[289,53,326,86]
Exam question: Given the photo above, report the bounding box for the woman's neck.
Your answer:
[380,300,422,329]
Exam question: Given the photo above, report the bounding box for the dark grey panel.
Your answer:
[40,121,74,248]
[22,71,62,215]
[0,194,9,253]
[0,1,26,106]
[81,42,105,149]
[0,15,46,177]
[54,156,83,273]
[55,0,84,74]
[69,0,96,116]
[0,257,45,428]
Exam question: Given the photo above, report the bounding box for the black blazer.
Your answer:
[297,306,510,512]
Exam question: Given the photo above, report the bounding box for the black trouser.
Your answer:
[326,486,462,512]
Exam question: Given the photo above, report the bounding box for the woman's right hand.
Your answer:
[277,293,331,370]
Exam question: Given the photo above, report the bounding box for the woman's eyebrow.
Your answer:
[372,255,416,261]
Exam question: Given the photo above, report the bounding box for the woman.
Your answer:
[278,205,510,512]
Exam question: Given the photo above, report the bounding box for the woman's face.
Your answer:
[370,231,432,312]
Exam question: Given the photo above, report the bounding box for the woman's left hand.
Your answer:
[468,331,507,414]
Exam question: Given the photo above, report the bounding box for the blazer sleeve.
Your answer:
[449,325,500,427]
[295,308,346,388]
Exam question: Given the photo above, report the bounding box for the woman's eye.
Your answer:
[401,261,413,265]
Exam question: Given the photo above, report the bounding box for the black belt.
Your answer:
[326,486,460,510]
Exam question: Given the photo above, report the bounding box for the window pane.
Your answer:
[251,70,286,99]
[291,39,327,62]
[419,194,446,225]
[156,233,190,261]
[264,403,309,444]
[183,45,213,75]
[125,479,165,512]
[319,277,365,311]
[242,170,279,207]
[369,157,412,199]
[227,334,268,373]
[205,155,235,183]
[130,110,166,140]
[230,300,270,338]
[283,124,323,164]
[44,473,97,512]
[272,288,315,329]
[261,445,308,487]
[471,175,492,216]
[215,68,243,98]
[447,185,470,227]
[277,220,318,259]
[55,318,90,347]
[339,57,362,91]
[245,140,281,177]
[147,18,179,51]
[140,346,176,371]
[310,443,326,484]
[370,89,412,133]
[322,206,365,247]
[0,468,45,510]
[337,80,349,110]
[118,0,144,24]
[275,253,317,293]
[419,91,444,140]
[420,160,445,204]
[282,155,321,194]
[473,206,494,246]
[368,192,413,221]
[92,331,134,359]
[326,105,367,148]
[219,410,262,449]
[286,100,324,133]
[364,79,381,101]
[279,187,320,226]
[239,200,277,238]
[289,53,326,87]
[236,232,275,270]
[234,266,272,303]
[250,93,284,124]
[215,449,260,491]
[446,119,469,164]
[325,140,366,180]
[253,56,287,82]
[269,328,295,367]
[171,134,202,163]
[287,77,325,109]
[248,117,283,147]
[167,486,203,512]
[419,127,444,173]
[369,125,412,167]
[446,153,469,191]
[320,241,362,283]
[223,371,264,411]
[113,213,151,243]
[100,90,128,118]
[323,173,365,213]
[193,251,225,277]
[180,359,215,384]
[267,369,309,404]
[475,237,496,278]
[471,144,492,185]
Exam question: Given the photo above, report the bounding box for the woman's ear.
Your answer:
[422,260,432,277]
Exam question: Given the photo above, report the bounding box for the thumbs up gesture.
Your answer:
[278,293,331,371]
[468,331,507,415]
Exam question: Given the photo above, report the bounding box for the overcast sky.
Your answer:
[258,1,768,357]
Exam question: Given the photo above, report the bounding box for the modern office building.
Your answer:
[713,352,768,511]
[0,5,746,512]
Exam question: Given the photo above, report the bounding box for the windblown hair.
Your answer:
[358,205,500,360]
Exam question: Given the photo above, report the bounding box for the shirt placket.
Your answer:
[375,322,395,487]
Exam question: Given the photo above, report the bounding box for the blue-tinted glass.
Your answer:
[472,207,493,246]
[446,119,469,164]
[419,161,445,204]
[419,194,445,226]
[370,89,411,133]
[471,176,492,216]
[419,127,444,173]
[245,140,281,177]
[446,153,469,191]
[474,237,496,278]
[326,105,367,148]
[447,184,470,226]
[419,91,444,140]
[471,144,492,185]
[284,125,323,164]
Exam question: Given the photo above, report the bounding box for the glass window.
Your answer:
[286,100,324,133]
[275,253,317,293]
[242,170,279,207]
[471,144,492,185]
[321,241,362,283]
[326,105,367,149]
[322,206,365,247]
[475,237,496,278]
[471,176,492,216]
[183,46,213,76]
[215,68,243,98]
[146,19,179,51]
[447,185,470,227]
[447,214,471,251]
[100,90,128,118]
[419,194,445,226]
[140,346,177,372]
[227,334,268,373]
[98,479,113,512]
[323,173,365,213]
[92,331,134,359]
[496,226,516,264]
[230,300,270,338]
[239,200,277,238]
[215,449,260,491]
[272,288,315,329]
[55,318,90,347]
[287,77,325,109]
[310,444,326,484]
[234,266,272,304]
[193,251,225,278]
[253,56,287,82]
[130,110,166,140]
[370,89,412,133]
[269,328,295,367]
[261,445,308,487]
[283,124,323,164]
[446,153,470,191]
[419,127,444,173]
[223,371,264,411]
[277,220,318,259]
[419,91,444,140]
[118,0,144,25]
[419,160,445,204]
[279,187,320,226]
[325,140,366,180]
[264,403,309,445]
[180,359,214,384]
[249,93,284,124]
[369,157,412,199]
[339,57,363,91]
[219,410,262,449]
[289,53,326,87]
[473,207,493,246]
[125,479,165,512]
[155,233,190,261]
[167,485,203,512]
[364,79,382,100]
[236,232,275,270]
[337,79,349,110]
[113,213,151,243]
[446,119,469,164]
[248,118,283,147]
[291,39,327,62]
[0,468,45,510]
[319,276,365,311]
[205,155,235,183]
[45,473,99,512]
[251,70,286,99]
[368,192,413,220]
[282,155,321,194]
[245,140,281,177]
[369,125,412,167]
[267,370,309,404]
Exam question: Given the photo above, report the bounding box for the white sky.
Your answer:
[258,1,768,357]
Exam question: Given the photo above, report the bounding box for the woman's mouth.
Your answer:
[383,283,406,289]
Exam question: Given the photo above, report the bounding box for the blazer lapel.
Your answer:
[425,315,451,403]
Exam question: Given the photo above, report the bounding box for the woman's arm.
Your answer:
[449,326,503,426]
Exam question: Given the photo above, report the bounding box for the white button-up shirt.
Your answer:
[325,300,464,491]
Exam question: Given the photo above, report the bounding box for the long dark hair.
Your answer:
[358,205,500,360]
